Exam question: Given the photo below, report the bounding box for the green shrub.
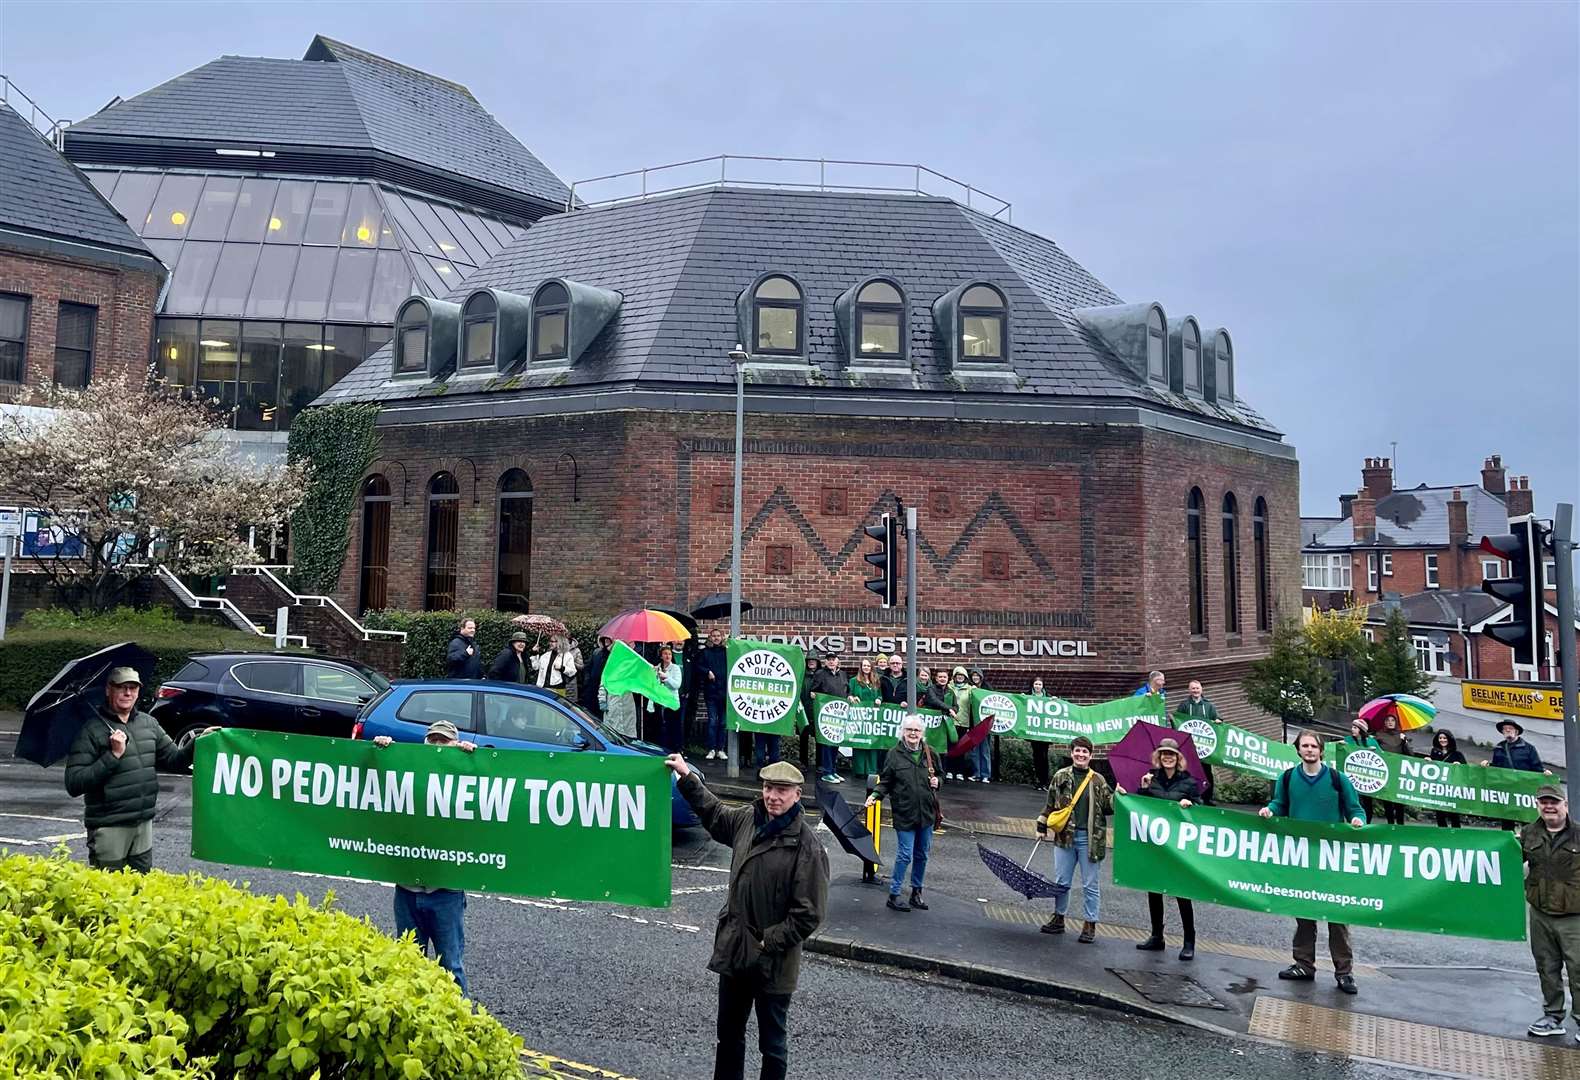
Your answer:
[1213,767,1273,807]
[0,610,281,709]
[0,852,530,1078]
[363,609,608,680]
[995,736,1038,785]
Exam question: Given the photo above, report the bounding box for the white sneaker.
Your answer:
[1529,1015,1566,1037]
[981,778,992,785]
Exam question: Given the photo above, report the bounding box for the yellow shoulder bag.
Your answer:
[1045,770,1094,833]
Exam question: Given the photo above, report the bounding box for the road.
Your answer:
[0,749,1431,1080]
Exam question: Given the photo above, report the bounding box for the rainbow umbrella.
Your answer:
[1358,693,1436,732]
[598,608,693,644]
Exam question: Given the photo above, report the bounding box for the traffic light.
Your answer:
[863,512,898,607]
[1481,516,1544,667]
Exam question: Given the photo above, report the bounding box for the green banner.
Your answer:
[967,688,1165,745]
[809,694,949,752]
[1332,743,1543,824]
[725,639,806,736]
[1170,717,1302,780]
[1112,795,1524,940]
[192,730,672,907]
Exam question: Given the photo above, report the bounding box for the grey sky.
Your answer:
[5,1,1576,521]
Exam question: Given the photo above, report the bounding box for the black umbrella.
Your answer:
[15,642,157,766]
[977,841,1069,901]
[815,780,881,866]
[690,593,753,622]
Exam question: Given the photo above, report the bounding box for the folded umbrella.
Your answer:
[815,781,881,866]
[943,716,993,760]
[1108,721,1205,795]
[690,593,753,622]
[15,642,157,766]
[978,841,1069,901]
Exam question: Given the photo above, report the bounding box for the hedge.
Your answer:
[0,852,540,1079]
[362,609,608,681]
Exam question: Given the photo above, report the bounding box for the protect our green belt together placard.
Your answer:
[966,688,1165,745]
[1111,795,1525,941]
[724,639,806,736]
[192,729,673,907]
[1332,742,1543,824]
[1170,717,1303,780]
[810,694,949,752]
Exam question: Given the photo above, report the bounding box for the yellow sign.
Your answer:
[1462,681,1563,722]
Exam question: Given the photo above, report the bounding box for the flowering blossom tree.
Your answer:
[0,377,307,613]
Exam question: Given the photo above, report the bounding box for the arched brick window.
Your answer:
[1222,492,1241,634]
[358,474,390,614]
[424,471,460,610]
[1187,488,1206,636]
[1253,497,1271,631]
[496,469,533,613]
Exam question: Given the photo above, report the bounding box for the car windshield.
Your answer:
[555,697,638,749]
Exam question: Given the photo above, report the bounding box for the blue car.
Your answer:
[352,680,701,828]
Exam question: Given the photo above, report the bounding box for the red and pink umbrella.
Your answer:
[1108,721,1206,795]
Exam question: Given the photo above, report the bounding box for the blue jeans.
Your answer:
[818,742,838,776]
[971,737,992,779]
[890,826,933,895]
[753,734,781,766]
[705,695,727,751]
[1051,829,1100,922]
[394,887,469,996]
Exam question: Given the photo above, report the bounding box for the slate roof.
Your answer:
[66,36,568,210]
[1356,588,1505,629]
[318,185,1281,436]
[0,102,154,259]
[1301,516,1341,548]
[1307,485,1509,549]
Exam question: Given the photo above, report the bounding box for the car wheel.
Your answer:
[174,722,209,770]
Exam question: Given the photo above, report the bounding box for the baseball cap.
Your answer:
[424,720,460,744]
[107,666,142,686]
[1536,783,1566,802]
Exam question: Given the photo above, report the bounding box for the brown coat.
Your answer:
[678,772,830,994]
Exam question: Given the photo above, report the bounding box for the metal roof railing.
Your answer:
[566,155,1011,221]
[0,75,67,148]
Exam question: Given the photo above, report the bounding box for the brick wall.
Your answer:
[0,246,161,399]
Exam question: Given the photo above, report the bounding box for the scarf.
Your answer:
[752,801,803,845]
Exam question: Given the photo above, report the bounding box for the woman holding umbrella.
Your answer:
[1132,739,1200,960]
[865,715,939,913]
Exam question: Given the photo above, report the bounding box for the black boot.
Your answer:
[886,893,911,912]
[1135,934,1166,951]
[910,887,928,910]
[1179,939,1195,961]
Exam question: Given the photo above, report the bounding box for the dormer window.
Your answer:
[1210,330,1233,403]
[856,280,904,359]
[461,292,496,370]
[959,284,1005,361]
[1182,320,1202,396]
[532,282,569,362]
[1146,307,1166,384]
[392,295,459,378]
[394,298,428,375]
[753,275,802,355]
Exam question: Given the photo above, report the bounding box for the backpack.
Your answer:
[1275,764,1344,808]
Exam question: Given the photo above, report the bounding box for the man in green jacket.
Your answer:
[1522,784,1580,1040]
[1260,728,1367,995]
[1172,679,1219,803]
[64,666,216,872]
[666,756,829,1080]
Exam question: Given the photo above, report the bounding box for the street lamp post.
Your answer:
[727,344,749,779]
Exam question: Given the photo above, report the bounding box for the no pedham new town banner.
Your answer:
[1332,742,1543,824]
[966,688,1165,745]
[1112,795,1524,940]
[192,730,673,907]
[1171,717,1302,781]
[725,639,806,737]
[810,694,949,752]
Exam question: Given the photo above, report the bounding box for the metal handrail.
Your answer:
[234,564,408,642]
[152,565,310,645]
[0,75,67,148]
[566,154,1012,221]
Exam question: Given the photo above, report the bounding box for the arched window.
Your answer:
[1187,488,1207,636]
[496,469,533,614]
[1212,331,1234,403]
[394,299,428,374]
[461,291,496,369]
[1146,306,1166,384]
[1222,492,1241,634]
[753,275,802,355]
[856,279,904,359]
[1253,496,1271,631]
[960,284,1006,361]
[1183,320,1203,396]
[532,282,569,362]
[358,474,391,614]
[424,471,460,611]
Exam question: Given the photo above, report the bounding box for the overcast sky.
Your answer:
[6,1,1576,521]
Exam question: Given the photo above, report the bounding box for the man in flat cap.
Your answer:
[1523,783,1580,1041]
[64,665,217,872]
[666,754,829,1080]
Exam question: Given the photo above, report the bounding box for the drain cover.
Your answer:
[1107,968,1227,1010]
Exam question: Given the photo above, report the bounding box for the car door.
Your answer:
[224,660,306,733]
[388,688,479,743]
[299,662,377,737]
[478,691,599,751]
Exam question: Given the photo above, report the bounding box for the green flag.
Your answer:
[725,639,805,736]
[599,640,679,709]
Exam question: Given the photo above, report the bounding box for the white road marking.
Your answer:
[0,811,79,824]
[671,862,729,873]
[671,884,728,895]
[40,832,86,843]
[608,912,701,933]
[0,836,45,846]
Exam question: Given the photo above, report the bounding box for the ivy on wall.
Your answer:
[286,403,381,593]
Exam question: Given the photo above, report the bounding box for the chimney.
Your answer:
[1481,454,1506,495]
[1447,488,1468,546]
[1506,474,1534,518]
[1352,488,1376,543]
[1339,492,1356,520]
[1361,456,1393,500]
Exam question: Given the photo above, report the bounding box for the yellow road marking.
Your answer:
[522,1048,641,1079]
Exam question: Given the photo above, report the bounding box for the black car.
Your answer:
[151,653,392,748]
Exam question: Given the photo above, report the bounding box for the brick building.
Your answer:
[313,179,1301,728]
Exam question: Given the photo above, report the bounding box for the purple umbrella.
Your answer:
[1109,721,1205,795]
[977,841,1069,901]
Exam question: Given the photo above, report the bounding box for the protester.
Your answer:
[1485,718,1550,773]
[922,669,959,779]
[866,715,940,913]
[487,631,531,683]
[880,656,909,706]
[700,628,730,761]
[664,756,829,1080]
[531,634,580,697]
[1521,784,1580,1040]
[562,635,586,703]
[1371,714,1410,824]
[65,667,217,872]
[916,666,931,704]
[647,645,684,751]
[373,721,476,995]
[1171,679,1218,804]
[1133,739,1200,960]
[1260,729,1367,995]
[967,667,992,783]
[948,666,975,780]
[677,637,700,748]
[1429,730,1467,828]
[848,658,883,780]
[579,635,614,718]
[1037,735,1113,943]
[446,618,482,678]
[809,653,848,783]
[1133,669,1166,700]
[1345,718,1384,823]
